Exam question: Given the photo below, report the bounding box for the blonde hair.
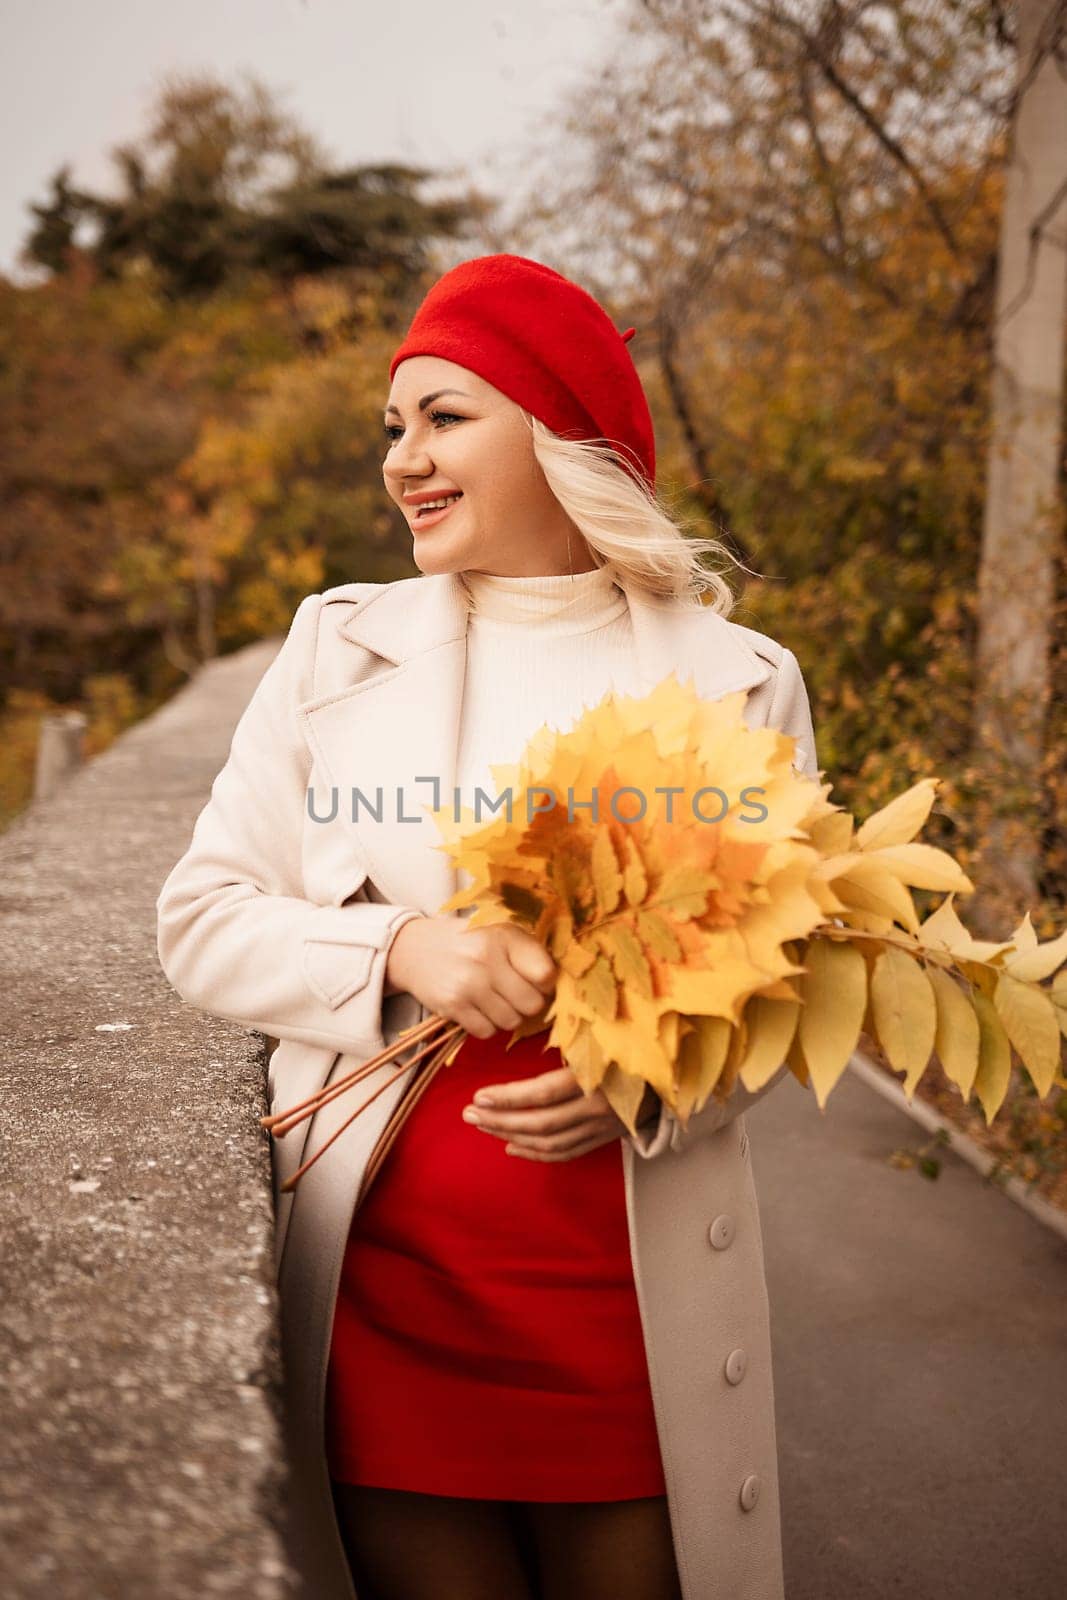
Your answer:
[524,413,741,614]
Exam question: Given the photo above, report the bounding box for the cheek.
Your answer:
[482,443,543,504]
[449,420,540,506]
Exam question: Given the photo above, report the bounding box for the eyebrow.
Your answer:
[383,388,474,418]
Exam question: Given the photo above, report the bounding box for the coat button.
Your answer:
[708,1214,736,1250]
[724,1348,747,1385]
[739,1474,761,1511]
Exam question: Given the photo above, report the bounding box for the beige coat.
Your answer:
[156,571,818,1600]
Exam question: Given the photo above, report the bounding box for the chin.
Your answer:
[411,546,466,576]
[411,535,475,576]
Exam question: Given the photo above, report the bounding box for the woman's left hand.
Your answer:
[462,1064,659,1161]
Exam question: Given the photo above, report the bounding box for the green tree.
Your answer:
[21,72,489,300]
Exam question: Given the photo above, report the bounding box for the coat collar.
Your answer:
[332,569,771,695]
[299,571,772,917]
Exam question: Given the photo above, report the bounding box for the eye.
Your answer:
[382,409,465,443]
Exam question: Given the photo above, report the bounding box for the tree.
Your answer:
[498,1,1067,917]
[972,0,1067,932]
[22,166,89,277]
[20,73,489,301]
[510,1,1019,559]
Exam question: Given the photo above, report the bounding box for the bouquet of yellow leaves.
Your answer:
[264,675,1066,1193]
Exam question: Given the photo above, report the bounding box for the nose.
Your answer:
[384,429,434,489]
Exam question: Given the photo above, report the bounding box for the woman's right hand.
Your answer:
[384,915,558,1039]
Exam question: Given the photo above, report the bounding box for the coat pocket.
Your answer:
[301,938,376,1009]
[297,860,378,1009]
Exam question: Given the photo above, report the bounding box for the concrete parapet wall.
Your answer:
[0,638,298,1599]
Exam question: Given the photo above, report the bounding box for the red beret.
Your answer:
[388,253,656,492]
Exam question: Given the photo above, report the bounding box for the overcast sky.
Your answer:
[1,0,626,280]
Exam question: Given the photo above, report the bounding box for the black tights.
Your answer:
[331,1480,684,1600]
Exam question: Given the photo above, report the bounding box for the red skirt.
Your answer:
[325,1028,667,1501]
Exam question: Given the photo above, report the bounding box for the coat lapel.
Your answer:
[298,571,773,918]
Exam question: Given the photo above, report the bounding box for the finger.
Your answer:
[465,975,526,1034]
[505,931,558,993]
[505,1131,615,1162]
[480,993,526,1032]
[491,962,555,1021]
[473,1065,585,1111]
[455,1003,500,1041]
[467,1100,610,1139]
[504,1117,615,1152]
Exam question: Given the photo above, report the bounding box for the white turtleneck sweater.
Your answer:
[452,564,646,905]
[449,563,670,1142]
[456,564,643,808]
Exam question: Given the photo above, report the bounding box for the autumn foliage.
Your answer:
[434,678,1066,1134]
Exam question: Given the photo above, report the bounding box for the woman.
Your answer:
[156,253,819,1600]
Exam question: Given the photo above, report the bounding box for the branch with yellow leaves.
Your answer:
[263,675,1066,1193]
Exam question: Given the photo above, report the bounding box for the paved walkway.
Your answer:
[753,1065,1066,1598]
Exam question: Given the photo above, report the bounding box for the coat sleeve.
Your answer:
[626,646,818,1159]
[155,592,426,1061]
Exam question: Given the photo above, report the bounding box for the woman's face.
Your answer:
[382,355,594,577]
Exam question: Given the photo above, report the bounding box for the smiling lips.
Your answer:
[411,493,463,527]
